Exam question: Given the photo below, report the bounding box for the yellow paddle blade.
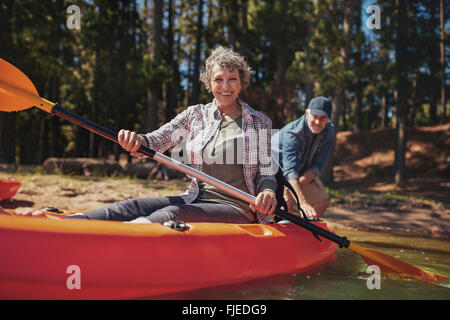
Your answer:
[0,58,54,113]
[348,242,449,283]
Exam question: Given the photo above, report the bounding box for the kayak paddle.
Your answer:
[0,57,448,284]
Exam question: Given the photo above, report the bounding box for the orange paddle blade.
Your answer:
[348,242,449,283]
[0,58,54,113]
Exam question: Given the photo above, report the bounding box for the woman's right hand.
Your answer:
[118,129,145,157]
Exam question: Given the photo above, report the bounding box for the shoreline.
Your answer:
[0,172,449,240]
[324,206,450,240]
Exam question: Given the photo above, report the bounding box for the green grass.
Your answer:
[383,190,445,209]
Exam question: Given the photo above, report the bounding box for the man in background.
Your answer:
[272,96,335,218]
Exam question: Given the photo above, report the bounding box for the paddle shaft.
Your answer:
[53,104,349,248]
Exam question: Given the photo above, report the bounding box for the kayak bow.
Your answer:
[0,214,337,299]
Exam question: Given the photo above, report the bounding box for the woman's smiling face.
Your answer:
[210,64,242,109]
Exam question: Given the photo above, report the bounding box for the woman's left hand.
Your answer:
[250,190,277,215]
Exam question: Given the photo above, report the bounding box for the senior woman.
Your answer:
[65,45,277,224]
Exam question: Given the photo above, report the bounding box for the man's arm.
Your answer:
[281,130,305,182]
[287,170,317,217]
[299,170,316,187]
[288,170,314,203]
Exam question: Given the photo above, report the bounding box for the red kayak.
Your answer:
[0,178,20,199]
[0,214,337,299]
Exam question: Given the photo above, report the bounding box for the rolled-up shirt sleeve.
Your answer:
[308,166,321,177]
[281,130,304,182]
[260,179,277,193]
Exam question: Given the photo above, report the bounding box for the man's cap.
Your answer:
[308,96,332,118]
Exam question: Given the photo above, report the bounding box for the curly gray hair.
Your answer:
[200,45,252,92]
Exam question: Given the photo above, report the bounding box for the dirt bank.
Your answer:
[327,123,449,239]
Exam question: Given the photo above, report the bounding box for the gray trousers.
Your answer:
[65,196,253,224]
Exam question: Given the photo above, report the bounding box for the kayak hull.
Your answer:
[0,215,337,299]
[0,178,20,199]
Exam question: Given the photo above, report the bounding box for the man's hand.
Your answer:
[299,170,316,188]
[301,202,318,219]
[288,173,319,219]
[283,187,295,212]
[283,186,318,218]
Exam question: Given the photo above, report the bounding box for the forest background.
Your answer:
[0,0,448,189]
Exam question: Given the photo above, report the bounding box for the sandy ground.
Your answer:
[326,123,450,239]
[325,206,449,239]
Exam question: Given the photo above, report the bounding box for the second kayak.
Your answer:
[0,178,20,199]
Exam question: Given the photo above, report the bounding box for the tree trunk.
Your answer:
[304,82,314,109]
[0,113,8,163]
[332,1,353,129]
[394,0,408,187]
[324,90,347,185]
[429,89,438,124]
[440,0,447,122]
[145,0,163,132]
[90,49,100,158]
[239,0,248,57]
[189,0,204,105]
[0,0,14,163]
[352,86,362,132]
[428,1,439,125]
[186,48,193,107]
[48,0,63,159]
[165,0,176,122]
[394,116,406,186]
[316,0,354,185]
[331,93,345,130]
[342,98,348,131]
[352,0,363,132]
[49,75,60,158]
[303,0,317,111]
[381,92,388,128]
[0,113,16,163]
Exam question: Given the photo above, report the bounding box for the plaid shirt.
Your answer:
[142,99,277,223]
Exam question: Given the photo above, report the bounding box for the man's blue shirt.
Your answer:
[271,114,335,181]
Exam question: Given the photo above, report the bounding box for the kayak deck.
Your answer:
[0,215,337,299]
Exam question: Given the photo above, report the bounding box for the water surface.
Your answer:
[155,228,450,300]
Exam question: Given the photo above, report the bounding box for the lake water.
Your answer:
[154,228,450,300]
